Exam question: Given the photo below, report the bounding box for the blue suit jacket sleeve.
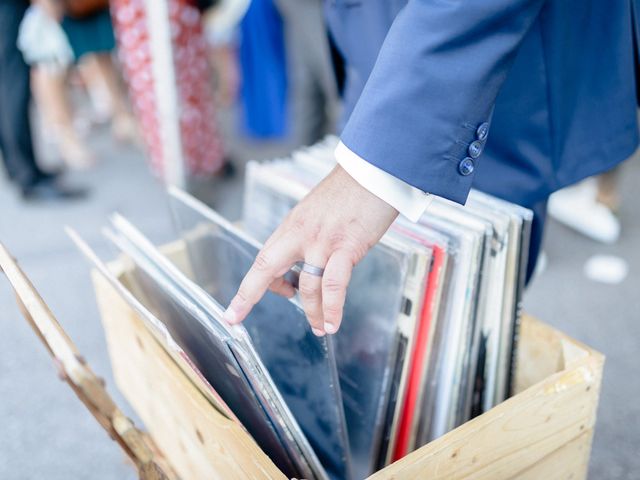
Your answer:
[340,0,545,204]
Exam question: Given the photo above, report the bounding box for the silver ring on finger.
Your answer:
[300,262,325,277]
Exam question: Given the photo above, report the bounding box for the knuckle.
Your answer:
[347,243,368,263]
[253,251,273,273]
[287,215,306,234]
[327,233,366,263]
[326,231,347,249]
[323,277,345,294]
[305,222,322,242]
[298,281,320,297]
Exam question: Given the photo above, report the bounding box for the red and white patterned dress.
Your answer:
[111,0,224,182]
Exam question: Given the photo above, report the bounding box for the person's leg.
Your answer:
[209,44,240,108]
[596,165,621,212]
[0,1,45,188]
[303,1,339,137]
[78,53,137,143]
[32,65,95,168]
[275,0,336,145]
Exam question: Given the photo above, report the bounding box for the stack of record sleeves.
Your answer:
[70,137,532,480]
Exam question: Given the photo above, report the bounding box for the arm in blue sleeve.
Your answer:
[340,0,546,204]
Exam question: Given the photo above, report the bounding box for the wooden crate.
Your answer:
[93,245,604,480]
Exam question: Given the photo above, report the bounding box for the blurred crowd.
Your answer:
[0,0,631,245]
[0,0,340,202]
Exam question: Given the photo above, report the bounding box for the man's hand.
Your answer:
[224,165,398,335]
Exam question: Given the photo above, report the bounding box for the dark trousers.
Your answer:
[274,0,338,145]
[525,200,547,284]
[0,1,44,188]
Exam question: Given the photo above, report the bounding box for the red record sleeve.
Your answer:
[392,242,446,461]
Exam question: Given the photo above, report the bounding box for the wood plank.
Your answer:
[514,315,597,394]
[514,429,593,480]
[514,316,565,394]
[0,243,176,480]
[93,271,287,480]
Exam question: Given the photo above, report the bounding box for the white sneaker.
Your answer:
[548,179,620,244]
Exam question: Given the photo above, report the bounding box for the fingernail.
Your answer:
[311,328,325,337]
[324,322,337,334]
[223,307,238,324]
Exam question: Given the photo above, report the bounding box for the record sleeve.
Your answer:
[509,209,532,396]
[103,227,312,480]
[336,241,411,479]
[67,228,236,422]
[463,197,512,414]
[243,163,418,479]
[167,189,352,480]
[413,215,482,441]
[468,190,533,401]
[243,160,305,243]
[427,200,492,429]
[388,222,448,460]
[375,233,431,468]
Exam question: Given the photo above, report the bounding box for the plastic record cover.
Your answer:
[101,224,314,480]
[388,220,450,459]
[67,228,236,422]
[336,238,412,479]
[243,160,305,243]
[413,213,484,442]
[427,200,491,427]
[243,162,420,478]
[375,233,431,468]
[462,196,513,414]
[468,190,533,401]
[429,199,496,424]
[167,189,352,480]
[412,230,457,447]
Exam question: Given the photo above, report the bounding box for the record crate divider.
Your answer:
[1,240,604,480]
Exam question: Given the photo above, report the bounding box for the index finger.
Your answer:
[224,233,301,324]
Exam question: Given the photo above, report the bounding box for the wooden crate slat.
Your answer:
[0,244,177,480]
[514,429,593,480]
[93,271,287,480]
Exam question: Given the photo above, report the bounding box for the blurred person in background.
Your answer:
[29,0,136,169]
[274,0,339,146]
[238,0,288,140]
[0,0,83,202]
[201,0,248,108]
[112,0,230,184]
[548,165,626,244]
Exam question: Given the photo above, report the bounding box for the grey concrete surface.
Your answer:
[0,123,638,479]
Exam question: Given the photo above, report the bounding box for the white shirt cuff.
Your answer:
[335,141,432,222]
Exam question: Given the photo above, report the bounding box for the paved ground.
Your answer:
[0,121,638,479]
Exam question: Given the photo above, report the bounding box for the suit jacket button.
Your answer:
[459,157,475,176]
[468,140,483,158]
[476,122,489,141]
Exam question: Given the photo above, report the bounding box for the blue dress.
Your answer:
[239,0,288,139]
